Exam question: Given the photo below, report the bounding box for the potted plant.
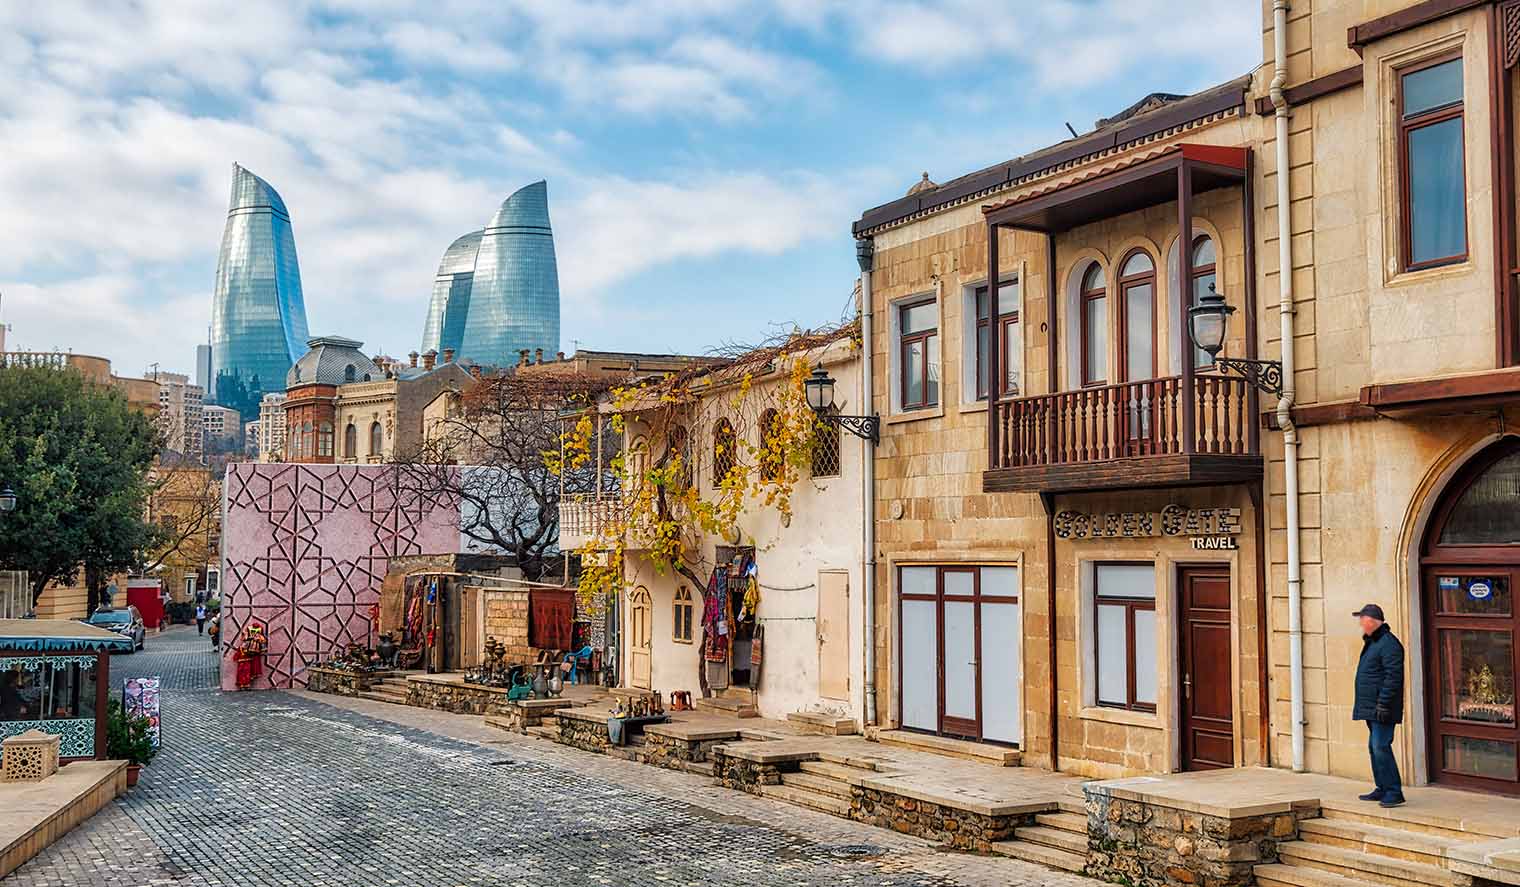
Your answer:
[106,699,157,786]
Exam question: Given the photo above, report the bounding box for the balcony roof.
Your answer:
[983,143,1248,234]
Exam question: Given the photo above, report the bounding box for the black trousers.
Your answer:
[197,618,206,634]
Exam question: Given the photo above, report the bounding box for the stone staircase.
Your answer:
[785,711,858,736]
[358,673,414,706]
[1255,814,1469,887]
[990,801,1089,873]
[757,758,864,818]
[694,687,759,718]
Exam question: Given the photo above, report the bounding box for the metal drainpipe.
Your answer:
[859,243,879,728]
[1271,0,1305,773]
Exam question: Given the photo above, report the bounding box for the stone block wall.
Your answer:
[483,589,534,663]
[1085,789,1315,887]
[711,750,783,793]
[556,712,611,754]
[639,733,728,770]
[405,680,512,717]
[850,787,1026,853]
[305,667,390,697]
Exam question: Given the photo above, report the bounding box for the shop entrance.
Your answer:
[1178,566,1234,770]
[1420,440,1520,795]
[899,564,1021,746]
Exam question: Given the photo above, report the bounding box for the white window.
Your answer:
[1093,563,1157,712]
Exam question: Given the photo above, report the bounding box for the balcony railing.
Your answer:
[987,373,1260,492]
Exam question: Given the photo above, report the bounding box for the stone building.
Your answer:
[332,349,473,464]
[256,393,286,462]
[154,371,205,461]
[846,0,1520,801]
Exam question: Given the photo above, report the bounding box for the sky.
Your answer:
[0,1,1261,382]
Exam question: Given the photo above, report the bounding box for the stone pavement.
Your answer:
[6,626,1104,887]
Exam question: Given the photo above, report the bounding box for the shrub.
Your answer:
[105,700,157,766]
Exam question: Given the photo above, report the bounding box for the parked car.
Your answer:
[86,606,145,652]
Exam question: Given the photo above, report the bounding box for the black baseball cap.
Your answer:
[1352,603,1385,621]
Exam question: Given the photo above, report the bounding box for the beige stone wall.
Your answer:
[483,588,533,663]
[1256,2,1505,785]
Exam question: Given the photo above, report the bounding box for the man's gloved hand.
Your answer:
[1375,704,1391,724]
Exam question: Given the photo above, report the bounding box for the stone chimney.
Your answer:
[442,348,455,365]
[556,351,565,361]
[422,349,437,371]
[408,351,418,367]
[534,347,544,364]
[518,349,530,367]
[469,365,482,379]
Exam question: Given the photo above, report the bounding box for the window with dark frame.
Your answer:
[673,586,694,643]
[369,421,383,457]
[343,424,357,459]
[713,418,737,486]
[318,421,334,458]
[1117,250,1156,383]
[898,298,939,410]
[1398,53,1467,271]
[1080,263,1108,387]
[1094,562,1158,713]
[1191,236,1218,369]
[974,282,1020,400]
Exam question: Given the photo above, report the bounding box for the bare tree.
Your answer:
[394,371,616,580]
[140,456,223,578]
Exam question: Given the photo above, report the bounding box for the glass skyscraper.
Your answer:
[421,181,560,366]
[210,163,310,419]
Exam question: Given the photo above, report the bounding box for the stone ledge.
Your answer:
[1,760,127,878]
[1449,837,1520,886]
[851,785,1031,853]
[857,772,1054,818]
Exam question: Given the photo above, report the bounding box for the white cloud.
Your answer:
[383,21,518,72]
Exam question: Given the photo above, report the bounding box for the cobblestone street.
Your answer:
[6,627,1101,887]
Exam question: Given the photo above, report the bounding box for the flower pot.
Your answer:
[126,764,142,787]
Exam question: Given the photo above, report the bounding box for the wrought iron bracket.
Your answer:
[821,413,880,445]
[1207,357,1285,398]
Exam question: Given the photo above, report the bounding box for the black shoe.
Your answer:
[1379,796,1406,808]
[1358,789,1385,801]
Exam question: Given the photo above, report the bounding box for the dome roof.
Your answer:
[287,336,382,388]
[907,172,938,196]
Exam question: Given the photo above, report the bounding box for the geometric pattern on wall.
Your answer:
[220,463,460,690]
[0,719,95,760]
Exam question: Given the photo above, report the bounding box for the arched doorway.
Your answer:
[628,586,652,690]
[1420,438,1520,794]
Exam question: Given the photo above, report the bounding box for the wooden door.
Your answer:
[817,571,850,701]
[1179,567,1234,770]
[629,586,652,690]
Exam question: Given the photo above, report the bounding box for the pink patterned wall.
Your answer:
[220,463,460,690]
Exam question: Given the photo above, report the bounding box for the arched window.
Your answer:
[343,424,358,460]
[673,586,694,644]
[713,418,737,486]
[343,364,356,383]
[317,421,334,458]
[1191,235,1218,368]
[301,421,313,459]
[1080,263,1108,386]
[758,409,782,482]
[668,425,692,491]
[1118,249,1156,383]
[369,421,384,458]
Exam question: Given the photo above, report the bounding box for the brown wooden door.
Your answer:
[1179,568,1234,770]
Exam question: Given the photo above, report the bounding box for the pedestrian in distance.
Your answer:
[208,614,220,650]
[196,602,207,635]
[1352,603,1406,808]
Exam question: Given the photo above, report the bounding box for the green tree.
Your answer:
[0,365,161,610]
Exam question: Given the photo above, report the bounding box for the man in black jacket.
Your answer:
[1352,603,1405,807]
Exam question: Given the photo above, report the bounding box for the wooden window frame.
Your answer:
[1116,249,1158,384]
[1094,561,1158,714]
[899,298,939,410]
[1191,235,1218,369]
[317,421,334,458]
[1397,50,1468,273]
[974,284,1020,401]
[673,586,694,644]
[1079,264,1108,388]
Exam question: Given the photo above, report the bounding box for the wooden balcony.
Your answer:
[985,374,1262,494]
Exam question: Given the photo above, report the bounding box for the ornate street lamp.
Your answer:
[805,368,879,444]
[0,487,15,514]
[1188,285,1285,397]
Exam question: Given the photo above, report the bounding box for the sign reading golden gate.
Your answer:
[1053,505,1242,540]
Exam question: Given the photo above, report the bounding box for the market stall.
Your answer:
[0,619,132,762]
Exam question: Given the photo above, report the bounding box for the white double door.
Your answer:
[900,565,1022,745]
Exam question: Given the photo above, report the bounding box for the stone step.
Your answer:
[1056,798,1087,816]
[785,711,858,736]
[1034,811,1088,833]
[1254,863,1382,887]
[1278,839,1459,887]
[989,839,1086,873]
[758,783,851,818]
[1298,818,1460,870]
[683,760,716,777]
[1316,801,1511,842]
[525,725,559,740]
[1012,824,1087,855]
[483,716,516,733]
[358,691,407,705]
[870,729,1020,766]
[797,760,872,782]
[694,696,759,718]
[780,771,851,799]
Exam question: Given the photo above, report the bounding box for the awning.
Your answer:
[985,143,1249,233]
[0,618,134,653]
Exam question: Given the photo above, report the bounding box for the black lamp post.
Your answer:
[1187,284,1285,397]
[0,487,15,514]
[805,367,879,444]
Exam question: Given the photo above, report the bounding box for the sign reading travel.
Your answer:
[123,676,162,749]
[1054,505,1243,540]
